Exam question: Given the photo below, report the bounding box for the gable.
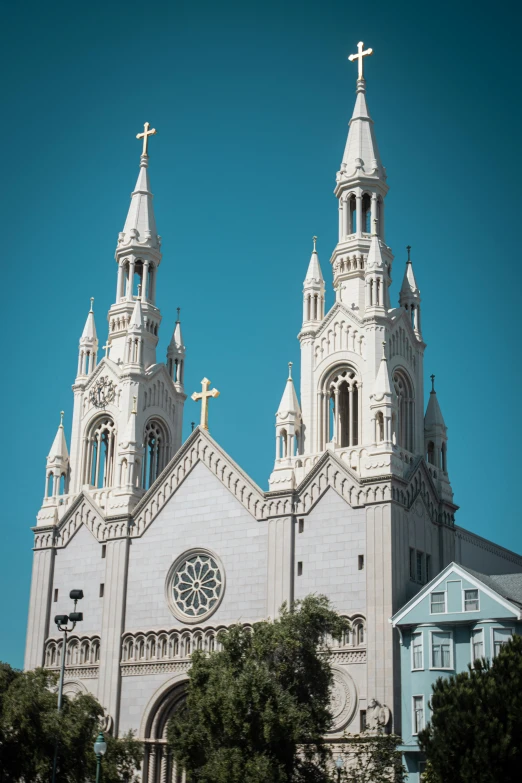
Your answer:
[313,304,366,371]
[392,563,521,626]
[54,492,125,546]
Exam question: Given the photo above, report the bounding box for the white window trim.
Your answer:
[411,631,424,671]
[429,590,447,615]
[462,588,480,613]
[412,694,425,736]
[470,626,485,664]
[429,629,454,670]
[491,626,514,658]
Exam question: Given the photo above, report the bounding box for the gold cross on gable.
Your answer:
[136,122,157,156]
[191,377,220,431]
[348,41,373,80]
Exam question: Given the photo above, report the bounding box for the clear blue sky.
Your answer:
[1,0,521,668]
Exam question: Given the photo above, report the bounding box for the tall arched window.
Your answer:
[376,411,385,443]
[349,195,357,233]
[322,367,360,448]
[142,419,170,489]
[85,416,116,488]
[427,441,435,465]
[393,369,415,452]
[362,193,372,233]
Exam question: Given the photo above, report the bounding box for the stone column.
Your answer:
[24,542,55,670]
[356,193,362,238]
[96,536,130,733]
[266,512,294,617]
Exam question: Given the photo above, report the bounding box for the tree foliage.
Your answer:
[0,663,142,783]
[167,595,350,783]
[418,634,522,783]
[340,732,406,783]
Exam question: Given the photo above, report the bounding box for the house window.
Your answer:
[493,628,513,657]
[464,589,479,612]
[409,548,415,580]
[416,551,423,583]
[412,696,424,734]
[471,628,484,662]
[430,592,445,614]
[412,632,423,670]
[431,631,452,669]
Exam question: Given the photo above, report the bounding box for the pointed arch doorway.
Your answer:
[140,675,188,783]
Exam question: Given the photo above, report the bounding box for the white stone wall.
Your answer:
[294,487,366,614]
[52,524,105,635]
[125,462,268,631]
[119,672,173,736]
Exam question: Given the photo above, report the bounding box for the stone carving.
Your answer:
[328,667,358,732]
[366,698,391,733]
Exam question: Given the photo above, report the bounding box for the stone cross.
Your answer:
[348,41,373,80]
[191,378,220,430]
[136,122,157,156]
[102,342,110,358]
[430,374,436,392]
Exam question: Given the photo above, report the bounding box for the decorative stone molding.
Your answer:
[165,549,226,623]
[330,649,367,664]
[328,665,358,732]
[44,635,100,669]
[121,661,190,677]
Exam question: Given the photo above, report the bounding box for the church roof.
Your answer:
[119,155,159,249]
[341,80,385,178]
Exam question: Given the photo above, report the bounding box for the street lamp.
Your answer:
[94,730,108,783]
[335,755,344,782]
[51,589,84,783]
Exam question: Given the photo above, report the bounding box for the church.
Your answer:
[24,42,522,781]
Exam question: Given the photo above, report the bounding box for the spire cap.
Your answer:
[304,236,324,283]
[425,379,447,431]
[277,363,302,418]
[80,298,98,343]
[118,130,160,252]
[128,296,144,331]
[47,411,69,463]
[400,247,420,296]
[373,344,393,400]
[366,232,386,271]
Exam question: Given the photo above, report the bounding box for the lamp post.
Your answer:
[51,589,84,783]
[94,730,108,783]
[335,755,344,782]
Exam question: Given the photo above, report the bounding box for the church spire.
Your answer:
[399,246,422,338]
[108,125,163,368]
[302,237,325,325]
[77,298,98,378]
[269,363,302,491]
[167,308,186,389]
[331,43,391,313]
[424,375,449,477]
[44,411,69,501]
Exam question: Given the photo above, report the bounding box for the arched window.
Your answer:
[85,416,116,488]
[362,193,372,233]
[349,195,357,233]
[46,473,53,498]
[441,442,447,472]
[393,369,415,452]
[427,441,435,465]
[376,411,384,443]
[142,419,169,489]
[323,367,360,448]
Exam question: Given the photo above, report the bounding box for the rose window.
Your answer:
[167,551,224,621]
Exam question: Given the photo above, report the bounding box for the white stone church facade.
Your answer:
[25,48,522,781]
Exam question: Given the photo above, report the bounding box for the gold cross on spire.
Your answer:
[191,377,220,431]
[348,41,373,80]
[136,122,157,156]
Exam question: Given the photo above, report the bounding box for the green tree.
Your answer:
[0,663,142,783]
[340,732,406,783]
[418,634,522,783]
[167,595,350,783]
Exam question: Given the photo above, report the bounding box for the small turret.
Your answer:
[124,292,145,368]
[370,344,395,448]
[167,308,186,389]
[44,411,70,500]
[364,222,388,315]
[269,363,302,491]
[77,298,98,379]
[302,237,325,325]
[399,246,422,339]
[424,375,448,474]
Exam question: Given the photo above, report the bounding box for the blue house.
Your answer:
[391,562,522,781]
